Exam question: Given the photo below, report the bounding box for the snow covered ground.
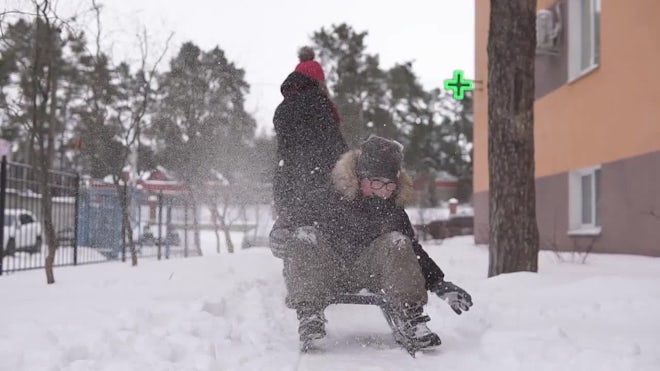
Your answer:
[1,236,659,371]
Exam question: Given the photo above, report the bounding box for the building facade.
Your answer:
[473,0,660,256]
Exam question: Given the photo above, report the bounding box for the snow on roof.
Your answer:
[3,208,34,215]
[436,171,458,182]
[405,204,474,225]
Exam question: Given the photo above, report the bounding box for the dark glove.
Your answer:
[269,228,292,259]
[269,226,319,259]
[430,280,473,315]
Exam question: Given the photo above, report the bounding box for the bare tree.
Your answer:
[0,9,37,37]
[207,198,234,254]
[0,0,88,283]
[182,189,204,256]
[25,0,65,284]
[83,0,172,266]
[487,0,540,277]
[113,29,172,267]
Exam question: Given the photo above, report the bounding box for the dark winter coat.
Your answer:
[319,149,446,289]
[272,72,348,228]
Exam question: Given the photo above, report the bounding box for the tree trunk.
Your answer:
[43,64,58,284]
[487,0,540,277]
[209,204,221,253]
[220,201,235,253]
[208,202,236,254]
[188,190,203,256]
[41,167,57,283]
[29,1,59,284]
[214,227,221,253]
[115,180,138,266]
[123,209,138,266]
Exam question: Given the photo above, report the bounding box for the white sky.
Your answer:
[7,0,475,136]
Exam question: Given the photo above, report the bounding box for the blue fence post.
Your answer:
[184,200,188,258]
[0,156,6,275]
[121,185,126,263]
[137,189,142,255]
[73,174,80,266]
[165,198,171,259]
[157,191,163,260]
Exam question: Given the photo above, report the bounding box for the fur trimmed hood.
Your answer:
[331,149,414,207]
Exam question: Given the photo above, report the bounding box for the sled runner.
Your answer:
[300,292,424,357]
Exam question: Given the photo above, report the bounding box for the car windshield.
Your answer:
[3,215,16,226]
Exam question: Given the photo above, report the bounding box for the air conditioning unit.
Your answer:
[536,5,562,56]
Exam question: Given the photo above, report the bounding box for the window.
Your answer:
[568,166,602,235]
[568,0,601,81]
[19,213,34,225]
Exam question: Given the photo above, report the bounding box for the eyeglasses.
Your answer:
[369,178,397,191]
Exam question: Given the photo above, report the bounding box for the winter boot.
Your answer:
[390,304,441,351]
[297,306,327,344]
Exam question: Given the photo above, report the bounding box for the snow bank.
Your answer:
[0,236,658,370]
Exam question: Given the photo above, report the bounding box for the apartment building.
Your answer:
[473,0,660,256]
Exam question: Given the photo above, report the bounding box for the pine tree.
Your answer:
[311,24,389,147]
[153,42,256,253]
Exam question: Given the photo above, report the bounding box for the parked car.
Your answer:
[2,209,42,255]
[418,214,474,240]
[446,215,474,237]
[139,225,180,247]
[138,225,157,246]
[163,230,180,246]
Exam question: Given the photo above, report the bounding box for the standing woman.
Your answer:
[269,46,347,342]
[270,47,347,236]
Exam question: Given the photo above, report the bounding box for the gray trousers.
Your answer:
[281,227,427,310]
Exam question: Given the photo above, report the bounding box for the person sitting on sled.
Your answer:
[270,135,473,350]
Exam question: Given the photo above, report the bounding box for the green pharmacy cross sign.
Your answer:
[444,70,474,100]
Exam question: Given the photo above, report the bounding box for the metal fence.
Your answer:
[0,157,207,275]
[1,156,272,275]
[0,156,79,274]
[77,187,201,263]
[133,191,200,260]
[77,186,124,263]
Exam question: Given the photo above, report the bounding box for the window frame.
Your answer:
[567,0,601,82]
[568,165,602,236]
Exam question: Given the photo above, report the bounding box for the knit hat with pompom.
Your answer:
[294,46,325,83]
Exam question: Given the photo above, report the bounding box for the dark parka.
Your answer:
[319,149,446,289]
[272,72,348,228]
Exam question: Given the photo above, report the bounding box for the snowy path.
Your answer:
[1,237,659,370]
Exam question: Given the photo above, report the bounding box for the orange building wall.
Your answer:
[473,0,490,193]
[474,0,660,192]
